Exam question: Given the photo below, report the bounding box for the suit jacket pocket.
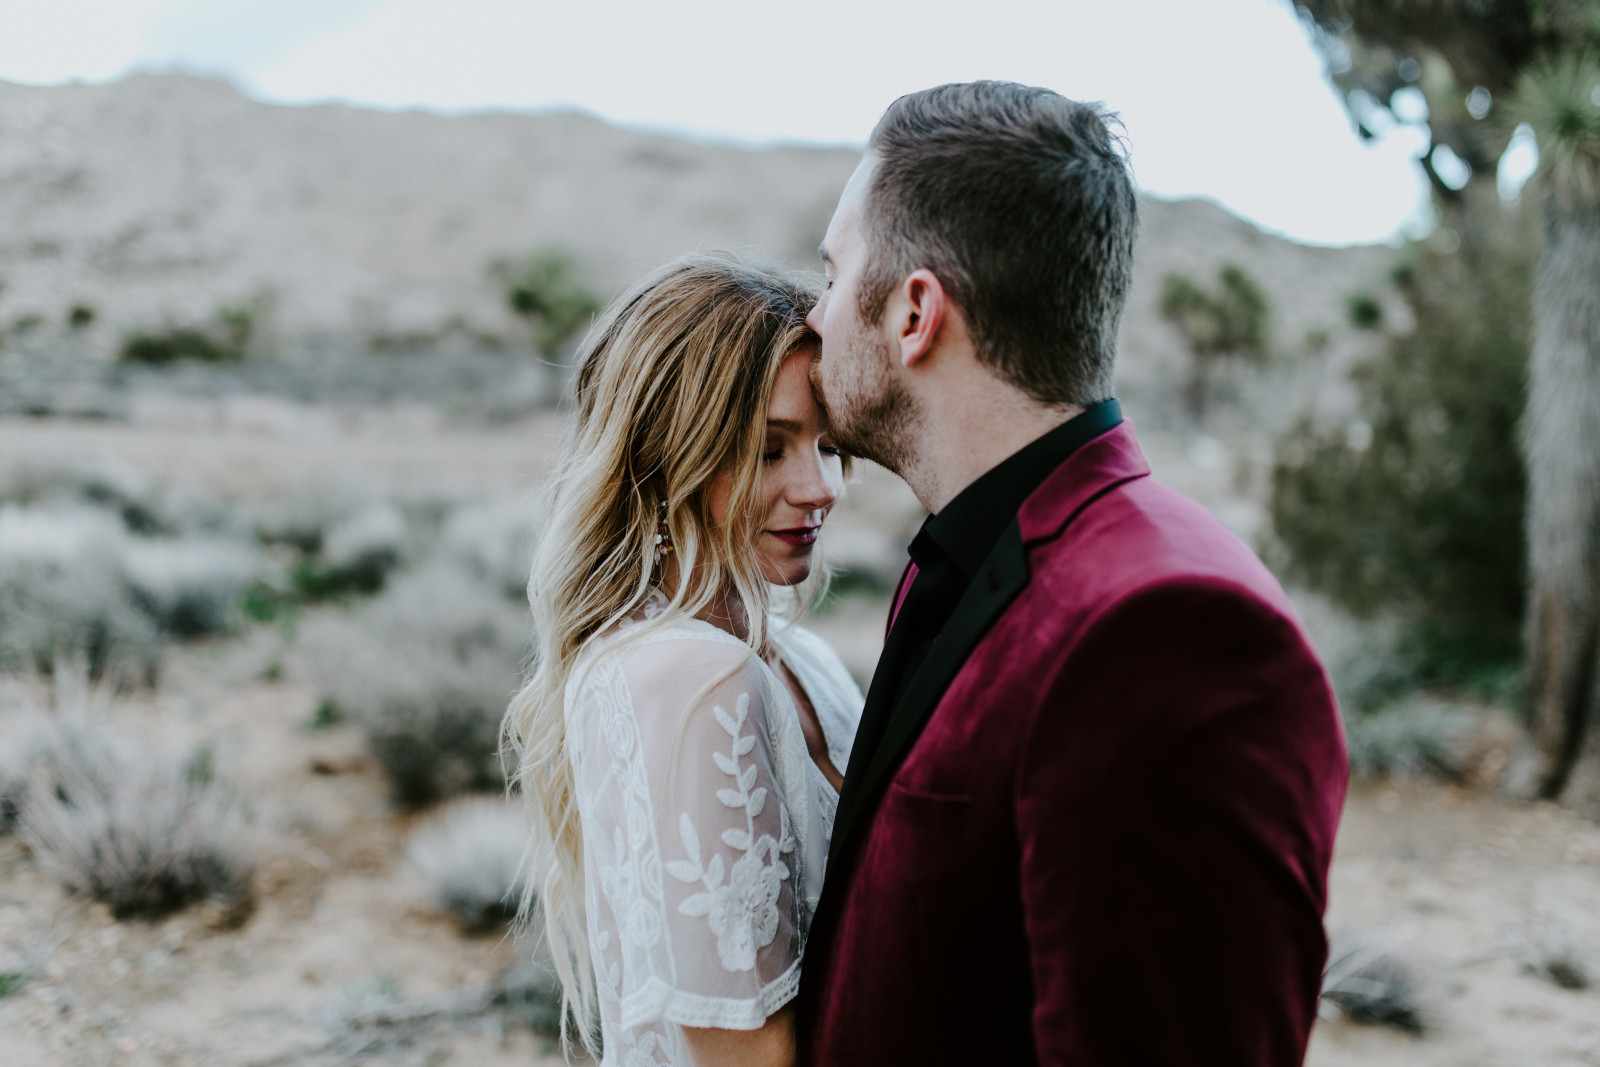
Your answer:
[878,779,973,839]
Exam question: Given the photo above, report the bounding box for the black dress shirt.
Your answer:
[863,398,1123,733]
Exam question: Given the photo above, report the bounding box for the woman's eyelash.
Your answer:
[820,445,842,457]
[762,448,783,463]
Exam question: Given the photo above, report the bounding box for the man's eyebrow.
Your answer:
[817,245,832,265]
[766,418,804,433]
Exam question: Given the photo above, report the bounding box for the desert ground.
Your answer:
[1,400,1596,1067]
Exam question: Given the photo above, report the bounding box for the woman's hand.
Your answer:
[681,1002,796,1067]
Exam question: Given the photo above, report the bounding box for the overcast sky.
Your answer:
[3,0,1440,246]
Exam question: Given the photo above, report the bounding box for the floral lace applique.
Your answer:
[666,692,797,972]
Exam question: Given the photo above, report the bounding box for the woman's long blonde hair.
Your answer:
[502,252,824,1050]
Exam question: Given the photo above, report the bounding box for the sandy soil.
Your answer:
[2,408,1598,1066]
[0,624,575,1067]
[1309,780,1600,1066]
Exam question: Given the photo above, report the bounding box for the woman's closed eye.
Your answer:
[764,442,841,464]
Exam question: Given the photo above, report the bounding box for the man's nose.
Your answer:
[805,300,825,335]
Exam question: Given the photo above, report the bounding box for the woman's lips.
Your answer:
[768,526,819,547]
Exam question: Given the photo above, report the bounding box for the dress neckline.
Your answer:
[605,593,841,801]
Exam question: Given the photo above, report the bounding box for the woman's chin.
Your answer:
[760,557,813,587]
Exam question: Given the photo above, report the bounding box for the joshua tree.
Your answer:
[1290,1,1600,812]
[1158,263,1271,418]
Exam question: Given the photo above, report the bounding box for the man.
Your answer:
[799,81,1348,1066]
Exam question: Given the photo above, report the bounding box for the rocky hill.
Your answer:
[0,72,1393,418]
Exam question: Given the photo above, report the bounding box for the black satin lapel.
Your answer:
[825,520,1030,872]
[837,584,920,781]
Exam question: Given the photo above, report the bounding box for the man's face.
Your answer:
[807,156,918,474]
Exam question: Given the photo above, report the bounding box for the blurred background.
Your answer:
[2,1,1598,1064]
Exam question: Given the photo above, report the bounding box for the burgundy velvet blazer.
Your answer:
[796,420,1348,1066]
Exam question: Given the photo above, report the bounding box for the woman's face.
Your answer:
[709,345,845,586]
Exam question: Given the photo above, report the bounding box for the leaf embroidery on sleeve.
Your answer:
[667,692,793,972]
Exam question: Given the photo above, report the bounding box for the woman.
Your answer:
[504,253,864,1067]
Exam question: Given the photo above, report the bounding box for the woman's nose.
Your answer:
[791,454,841,512]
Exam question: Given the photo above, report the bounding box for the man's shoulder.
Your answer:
[1024,474,1295,626]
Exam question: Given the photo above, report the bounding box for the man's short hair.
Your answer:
[861,81,1138,407]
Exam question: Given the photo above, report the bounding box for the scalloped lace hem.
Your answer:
[617,957,802,1032]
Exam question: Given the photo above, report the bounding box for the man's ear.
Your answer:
[891,269,947,370]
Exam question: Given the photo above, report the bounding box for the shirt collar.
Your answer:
[916,398,1122,578]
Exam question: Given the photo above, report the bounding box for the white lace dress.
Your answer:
[566,599,863,1067]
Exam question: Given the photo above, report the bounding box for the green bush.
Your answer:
[1346,292,1384,330]
[119,327,239,366]
[118,296,266,366]
[1270,218,1530,682]
[1159,263,1271,417]
[504,249,602,356]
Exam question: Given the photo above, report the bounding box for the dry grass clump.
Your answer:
[0,680,50,831]
[3,677,256,921]
[1320,931,1428,1034]
[0,463,281,671]
[1343,697,1509,783]
[407,796,534,933]
[300,560,528,806]
[123,536,264,637]
[0,461,167,535]
[0,504,160,678]
[1521,916,1595,991]
[493,958,564,1035]
[303,502,409,596]
[249,490,412,603]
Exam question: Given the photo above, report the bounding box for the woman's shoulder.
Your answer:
[582,612,766,702]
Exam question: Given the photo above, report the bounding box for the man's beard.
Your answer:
[813,323,920,476]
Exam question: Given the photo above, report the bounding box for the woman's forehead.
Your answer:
[768,350,822,424]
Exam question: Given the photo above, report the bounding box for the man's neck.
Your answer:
[901,381,1083,514]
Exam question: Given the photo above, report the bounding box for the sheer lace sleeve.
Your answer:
[570,626,805,1034]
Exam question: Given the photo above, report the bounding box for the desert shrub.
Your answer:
[291,502,407,600]
[1159,263,1271,418]
[117,295,266,367]
[300,561,528,805]
[11,690,253,920]
[67,304,95,328]
[1345,291,1384,330]
[0,461,167,535]
[0,505,160,678]
[120,327,237,366]
[0,681,47,831]
[1521,916,1594,991]
[1321,932,1427,1034]
[494,959,564,1034]
[504,249,602,357]
[122,537,263,637]
[252,493,407,603]
[407,796,534,932]
[1270,219,1531,684]
[1342,697,1492,780]
[440,497,539,599]
[249,484,352,555]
